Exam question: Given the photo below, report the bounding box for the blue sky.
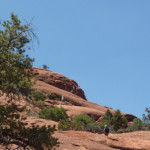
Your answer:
[1,1,150,118]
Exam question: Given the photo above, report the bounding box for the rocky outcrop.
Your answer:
[32,68,136,122]
[32,68,87,100]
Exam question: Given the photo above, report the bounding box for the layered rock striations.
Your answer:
[32,67,136,122]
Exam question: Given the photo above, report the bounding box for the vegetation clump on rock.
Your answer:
[39,106,68,121]
[143,107,150,130]
[100,109,128,132]
[58,115,104,134]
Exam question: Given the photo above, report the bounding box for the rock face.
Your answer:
[32,67,136,122]
[53,131,150,150]
[33,68,87,100]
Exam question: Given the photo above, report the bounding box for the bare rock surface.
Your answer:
[53,131,150,150]
[33,68,87,100]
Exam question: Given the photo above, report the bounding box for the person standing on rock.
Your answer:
[104,125,109,136]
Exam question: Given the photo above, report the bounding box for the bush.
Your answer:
[58,115,104,134]
[21,125,59,150]
[111,110,128,132]
[34,100,45,107]
[73,115,93,128]
[31,90,50,102]
[42,64,49,70]
[103,109,113,121]
[128,118,144,131]
[71,115,94,131]
[0,105,59,150]
[58,119,71,131]
[39,106,68,121]
[71,121,84,131]
[85,122,103,134]
[121,115,128,128]
[143,107,150,130]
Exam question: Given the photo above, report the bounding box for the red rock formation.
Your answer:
[32,68,136,122]
[32,68,87,100]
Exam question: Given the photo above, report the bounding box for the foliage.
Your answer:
[103,109,113,121]
[58,119,71,131]
[71,115,94,131]
[30,90,49,102]
[85,122,103,134]
[34,100,45,106]
[100,109,128,132]
[0,14,58,149]
[71,121,84,131]
[0,104,59,150]
[129,118,144,131]
[111,110,128,132]
[118,118,145,132]
[42,64,49,70]
[39,106,68,121]
[142,107,150,130]
[121,115,128,128]
[21,125,59,150]
[100,109,113,128]
[0,13,35,98]
[58,114,105,134]
[73,115,93,128]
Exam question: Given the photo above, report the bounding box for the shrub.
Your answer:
[73,115,93,126]
[103,109,113,121]
[142,107,150,130]
[71,115,93,131]
[129,118,144,131]
[39,106,68,121]
[100,109,128,132]
[31,90,49,102]
[34,100,45,106]
[85,122,103,134]
[99,119,110,129]
[71,121,84,131]
[100,109,113,128]
[58,119,71,131]
[21,125,59,150]
[121,115,128,128]
[0,105,59,150]
[42,64,49,70]
[58,115,104,134]
[111,110,128,132]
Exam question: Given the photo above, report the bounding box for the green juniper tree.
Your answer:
[0,14,59,149]
[111,110,128,132]
[143,107,150,130]
[42,64,49,70]
[0,14,35,97]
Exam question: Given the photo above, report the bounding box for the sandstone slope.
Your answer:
[53,131,150,150]
[33,67,136,122]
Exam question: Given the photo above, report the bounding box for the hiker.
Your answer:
[104,125,109,136]
[61,96,64,101]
